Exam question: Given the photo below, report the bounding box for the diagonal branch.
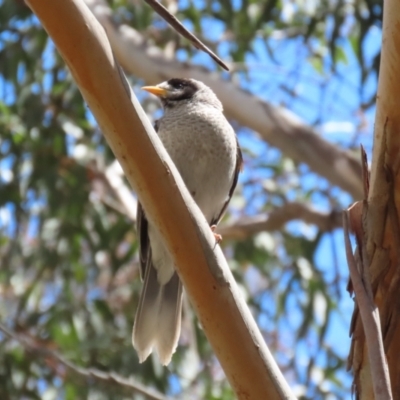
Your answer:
[26,1,295,398]
[0,322,171,400]
[85,0,363,199]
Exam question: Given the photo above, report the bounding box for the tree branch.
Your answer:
[219,203,342,240]
[85,0,363,200]
[0,323,170,400]
[26,1,295,398]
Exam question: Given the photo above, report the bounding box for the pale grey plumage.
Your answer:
[133,78,242,365]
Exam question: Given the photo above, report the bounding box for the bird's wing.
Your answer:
[136,119,160,280]
[210,136,243,226]
[136,202,149,280]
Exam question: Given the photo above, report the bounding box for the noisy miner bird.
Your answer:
[133,78,242,365]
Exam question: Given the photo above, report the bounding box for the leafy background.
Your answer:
[0,0,381,399]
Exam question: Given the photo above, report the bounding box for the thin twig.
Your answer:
[143,0,229,71]
[0,322,171,400]
[343,211,393,400]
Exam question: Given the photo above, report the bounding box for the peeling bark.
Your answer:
[347,1,400,397]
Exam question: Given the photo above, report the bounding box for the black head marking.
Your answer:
[167,78,199,93]
[162,78,200,107]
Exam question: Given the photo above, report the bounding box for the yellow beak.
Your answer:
[141,86,168,97]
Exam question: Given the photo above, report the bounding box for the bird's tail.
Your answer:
[132,263,183,365]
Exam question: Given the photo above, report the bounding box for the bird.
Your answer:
[133,78,242,365]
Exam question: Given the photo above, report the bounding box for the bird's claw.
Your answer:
[211,225,222,244]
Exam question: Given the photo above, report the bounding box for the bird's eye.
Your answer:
[168,79,189,91]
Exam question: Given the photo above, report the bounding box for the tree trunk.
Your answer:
[348,0,400,397]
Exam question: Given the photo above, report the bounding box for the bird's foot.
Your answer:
[211,225,222,244]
